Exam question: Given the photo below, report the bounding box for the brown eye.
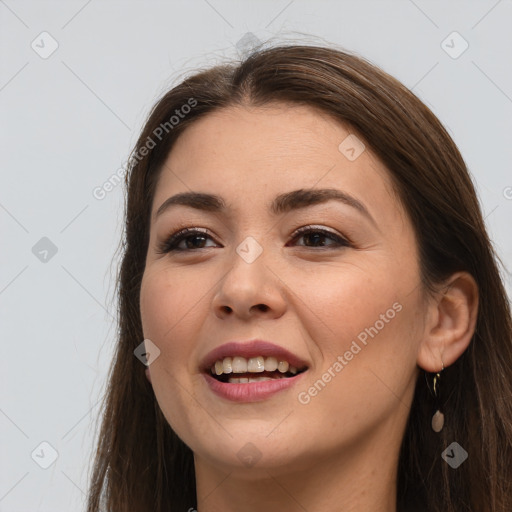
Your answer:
[289,226,351,249]
[156,228,218,254]
[156,225,351,255]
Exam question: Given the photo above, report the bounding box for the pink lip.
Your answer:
[200,339,309,373]
[202,370,307,402]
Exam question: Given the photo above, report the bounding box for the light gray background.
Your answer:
[1,1,511,510]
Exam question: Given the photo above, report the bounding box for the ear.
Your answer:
[417,271,479,372]
[145,367,152,384]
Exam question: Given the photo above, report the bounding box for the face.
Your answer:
[140,103,426,476]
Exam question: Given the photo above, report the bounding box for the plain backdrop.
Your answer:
[1,1,511,510]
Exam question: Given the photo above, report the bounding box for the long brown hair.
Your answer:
[86,43,512,512]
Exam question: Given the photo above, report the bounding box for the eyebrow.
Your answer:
[155,188,377,227]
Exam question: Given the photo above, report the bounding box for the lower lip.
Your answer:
[203,371,307,402]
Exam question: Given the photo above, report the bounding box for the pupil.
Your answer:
[187,235,206,249]
[306,233,324,246]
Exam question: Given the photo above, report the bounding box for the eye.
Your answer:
[156,228,218,254]
[288,225,351,249]
[156,225,351,254]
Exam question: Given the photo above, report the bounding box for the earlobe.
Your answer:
[417,271,479,372]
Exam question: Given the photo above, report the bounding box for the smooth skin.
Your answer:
[140,103,478,512]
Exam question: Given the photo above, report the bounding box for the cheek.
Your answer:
[139,266,204,373]
[141,265,201,333]
[139,268,204,436]
[296,281,418,441]
[298,266,420,411]
[292,261,405,357]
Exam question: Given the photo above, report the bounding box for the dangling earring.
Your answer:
[431,363,444,433]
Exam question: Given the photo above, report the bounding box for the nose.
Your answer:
[211,245,287,321]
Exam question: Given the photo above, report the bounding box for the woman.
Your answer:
[86,44,512,512]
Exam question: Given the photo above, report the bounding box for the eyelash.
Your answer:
[156,225,352,254]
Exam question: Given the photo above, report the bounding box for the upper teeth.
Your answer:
[210,356,298,376]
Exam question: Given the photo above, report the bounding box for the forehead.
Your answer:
[152,104,405,230]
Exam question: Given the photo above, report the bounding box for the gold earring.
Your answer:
[431,363,445,433]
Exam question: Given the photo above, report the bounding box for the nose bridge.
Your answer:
[235,234,266,266]
[225,233,269,292]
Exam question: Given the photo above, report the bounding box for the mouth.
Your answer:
[199,340,310,401]
[206,356,309,384]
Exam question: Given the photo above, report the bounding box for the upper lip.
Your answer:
[200,339,310,372]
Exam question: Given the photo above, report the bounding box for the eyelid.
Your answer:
[289,224,352,247]
[156,224,352,254]
[292,224,347,239]
[155,227,215,254]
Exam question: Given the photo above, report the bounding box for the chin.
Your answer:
[191,434,315,477]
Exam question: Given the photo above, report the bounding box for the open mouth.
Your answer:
[210,368,308,384]
[205,355,309,384]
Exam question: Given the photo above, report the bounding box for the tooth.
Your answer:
[232,356,248,373]
[228,377,240,383]
[264,356,278,371]
[248,356,265,372]
[278,360,289,373]
[222,357,233,374]
[215,360,224,376]
[239,377,249,383]
[211,355,297,376]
